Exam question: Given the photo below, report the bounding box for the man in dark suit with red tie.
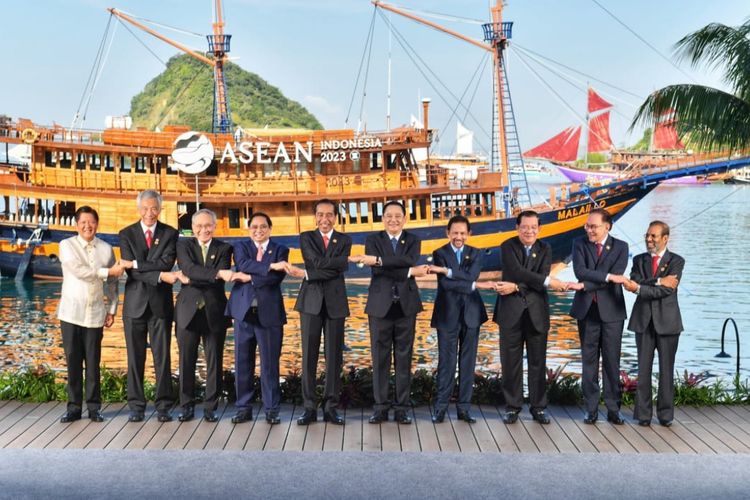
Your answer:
[428,215,491,424]
[225,213,291,425]
[295,199,351,426]
[570,208,629,425]
[494,210,570,425]
[623,220,683,427]
[174,209,233,423]
[118,190,179,423]
[354,200,429,425]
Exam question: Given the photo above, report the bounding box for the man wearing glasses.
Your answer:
[570,208,629,425]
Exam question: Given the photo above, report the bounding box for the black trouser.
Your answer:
[61,320,103,413]
[300,309,345,412]
[434,321,479,413]
[176,308,227,411]
[578,303,623,413]
[500,309,548,412]
[124,306,174,412]
[634,322,679,422]
[369,303,416,412]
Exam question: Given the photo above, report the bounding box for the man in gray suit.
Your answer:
[623,220,683,427]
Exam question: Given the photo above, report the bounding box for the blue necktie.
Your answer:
[391,237,398,253]
[525,246,531,257]
[456,248,462,264]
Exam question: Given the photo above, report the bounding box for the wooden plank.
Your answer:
[532,408,578,453]
[651,412,714,454]
[342,407,363,452]
[519,415,557,453]
[589,409,637,454]
[698,406,750,447]
[263,404,295,451]
[0,403,40,442]
[301,414,325,452]
[0,401,24,433]
[163,418,201,450]
[282,406,308,452]
[547,406,596,453]
[124,414,163,450]
[223,410,257,451]
[244,412,272,451]
[62,403,127,449]
[0,403,56,448]
[478,405,519,453]
[33,404,120,449]
[432,410,460,452]
[105,407,158,450]
[4,402,64,449]
[398,408,421,452]
[559,406,617,453]
[605,409,659,454]
[450,413,480,453]
[204,403,236,450]
[503,411,538,453]
[322,418,345,452]
[683,406,749,453]
[714,405,750,438]
[83,404,134,449]
[465,408,499,453]
[142,413,180,450]
[412,406,440,452]
[673,407,732,453]
[361,413,382,452]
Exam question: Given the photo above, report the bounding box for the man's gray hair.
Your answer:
[137,190,162,209]
[192,208,217,225]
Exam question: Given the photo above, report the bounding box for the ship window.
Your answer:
[76,153,86,170]
[419,198,427,220]
[206,159,218,176]
[348,202,357,224]
[103,154,113,172]
[228,208,240,229]
[120,156,131,172]
[387,154,397,170]
[409,199,418,221]
[371,153,379,171]
[372,202,383,223]
[337,203,346,226]
[359,201,369,223]
[60,152,72,169]
[352,156,361,172]
[89,154,101,171]
[44,151,57,167]
[314,158,321,174]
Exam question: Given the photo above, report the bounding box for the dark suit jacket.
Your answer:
[364,230,423,318]
[493,236,552,333]
[294,229,351,318]
[431,244,488,330]
[175,237,232,331]
[119,221,178,319]
[225,239,288,327]
[627,250,685,335]
[570,235,628,321]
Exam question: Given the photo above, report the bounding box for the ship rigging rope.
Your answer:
[74,15,113,128]
[386,3,485,25]
[116,17,168,66]
[376,9,492,145]
[345,7,377,127]
[125,13,204,38]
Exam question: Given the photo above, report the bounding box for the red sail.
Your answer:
[652,114,685,150]
[587,111,613,152]
[588,87,613,113]
[524,126,580,162]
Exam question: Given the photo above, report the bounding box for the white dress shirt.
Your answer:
[57,235,119,328]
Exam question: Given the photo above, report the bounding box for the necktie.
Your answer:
[455,248,462,264]
[256,244,264,262]
[323,234,329,249]
[525,246,531,257]
[596,243,603,258]
[145,229,153,249]
[201,244,208,264]
[651,254,659,276]
[391,237,398,253]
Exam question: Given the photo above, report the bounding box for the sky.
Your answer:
[2,0,748,156]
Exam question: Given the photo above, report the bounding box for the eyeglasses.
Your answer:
[584,224,604,230]
[249,224,270,230]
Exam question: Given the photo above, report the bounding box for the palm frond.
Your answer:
[674,19,750,101]
[630,84,750,151]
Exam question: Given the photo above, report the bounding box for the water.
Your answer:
[1,183,748,382]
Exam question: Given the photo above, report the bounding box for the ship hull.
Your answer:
[555,163,709,185]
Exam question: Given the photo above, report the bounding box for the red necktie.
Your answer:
[145,229,153,249]
[651,254,659,276]
[256,244,264,262]
[596,243,603,258]
[323,234,329,249]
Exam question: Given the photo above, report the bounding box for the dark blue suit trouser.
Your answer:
[234,316,282,414]
[434,322,479,412]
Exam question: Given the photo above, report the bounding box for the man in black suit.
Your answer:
[623,220,683,427]
[353,200,429,425]
[428,215,492,424]
[570,208,629,425]
[494,210,573,425]
[295,199,351,426]
[174,209,233,423]
[118,190,179,423]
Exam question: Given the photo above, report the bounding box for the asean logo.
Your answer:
[171,131,214,174]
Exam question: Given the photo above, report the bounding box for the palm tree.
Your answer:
[631,18,750,151]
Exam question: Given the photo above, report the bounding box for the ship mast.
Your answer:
[108,1,233,133]
[373,1,524,212]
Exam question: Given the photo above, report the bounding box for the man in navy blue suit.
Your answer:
[428,215,492,424]
[570,208,629,425]
[226,213,294,425]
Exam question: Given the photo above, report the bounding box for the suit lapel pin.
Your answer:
[332,238,337,244]
[400,240,405,244]
[605,245,610,251]
[267,249,272,255]
[660,265,667,272]
[154,238,160,246]
[210,254,215,260]
[532,252,537,258]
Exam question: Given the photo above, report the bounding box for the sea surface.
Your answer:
[1,180,748,384]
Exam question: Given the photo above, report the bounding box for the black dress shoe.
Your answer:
[231,410,253,424]
[60,411,82,423]
[637,419,651,427]
[265,412,281,425]
[457,410,476,424]
[502,411,519,424]
[394,410,412,424]
[432,409,446,423]
[203,410,218,422]
[178,407,194,422]
[531,409,550,425]
[157,411,173,423]
[323,409,345,425]
[368,410,388,424]
[658,419,673,427]
[128,411,145,423]
[88,410,104,422]
[607,411,624,425]
[583,412,598,424]
[297,409,317,425]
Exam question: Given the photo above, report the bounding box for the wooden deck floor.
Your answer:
[1,400,749,453]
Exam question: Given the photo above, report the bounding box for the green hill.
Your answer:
[129,54,323,131]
